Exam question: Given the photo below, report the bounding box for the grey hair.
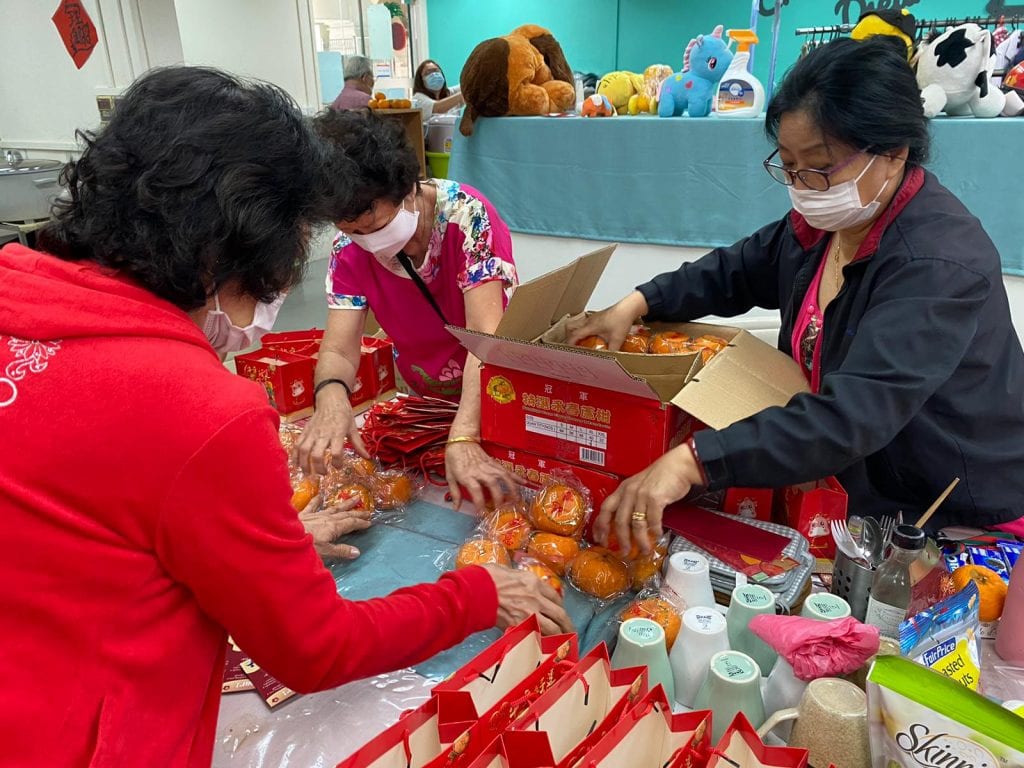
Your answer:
[344,55,373,81]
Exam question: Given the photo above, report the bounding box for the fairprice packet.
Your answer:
[867,655,1024,768]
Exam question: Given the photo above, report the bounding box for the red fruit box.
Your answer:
[482,442,622,511]
[234,349,315,414]
[450,246,808,478]
[774,477,848,560]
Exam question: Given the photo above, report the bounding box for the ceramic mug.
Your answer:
[669,605,729,708]
[611,617,675,704]
[758,677,870,768]
[726,583,778,675]
[801,592,852,621]
[664,551,717,609]
[693,650,765,744]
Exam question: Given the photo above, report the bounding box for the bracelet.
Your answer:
[687,436,710,487]
[313,378,352,403]
[446,435,481,446]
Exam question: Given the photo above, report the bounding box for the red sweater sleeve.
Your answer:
[154,407,498,693]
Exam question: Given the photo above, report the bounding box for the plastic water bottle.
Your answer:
[864,525,926,640]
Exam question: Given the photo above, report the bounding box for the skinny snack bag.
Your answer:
[867,655,1024,768]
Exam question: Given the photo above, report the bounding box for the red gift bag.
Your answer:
[705,713,808,768]
[335,696,448,768]
[429,615,578,744]
[579,685,712,768]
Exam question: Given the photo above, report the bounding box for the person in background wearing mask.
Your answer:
[412,58,464,122]
[295,109,519,511]
[0,66,570,767]
[568,37,1024,552]
[331,54,374,111]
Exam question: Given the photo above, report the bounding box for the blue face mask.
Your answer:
[424,71,445,92]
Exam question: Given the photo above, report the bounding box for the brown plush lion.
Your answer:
[459,24,576,136]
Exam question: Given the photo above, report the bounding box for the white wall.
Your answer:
[173,0,320,111]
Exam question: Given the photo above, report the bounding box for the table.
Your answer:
[448,115,1024,276]
[212,491,1024,767]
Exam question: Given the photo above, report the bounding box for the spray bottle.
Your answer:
[716,29,765,117]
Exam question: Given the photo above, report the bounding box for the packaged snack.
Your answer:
[899,581,981,690]
[944,551,971,574]
[867,655,1024,768]
[1001,541,1023,570]
[968,546,1012,584]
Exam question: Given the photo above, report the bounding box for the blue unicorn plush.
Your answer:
[658,25,733,117]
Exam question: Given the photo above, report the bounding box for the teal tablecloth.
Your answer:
[329,500,620,680]
[448,115,1024,276]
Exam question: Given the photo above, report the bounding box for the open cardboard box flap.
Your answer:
[450,243,809,428]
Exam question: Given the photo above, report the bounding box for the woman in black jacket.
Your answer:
[569,37,1024,549]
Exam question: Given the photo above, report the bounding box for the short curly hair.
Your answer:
[312,109,420,222]
[39,66,340,311]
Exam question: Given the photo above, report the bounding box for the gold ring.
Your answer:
[631,511,646,525]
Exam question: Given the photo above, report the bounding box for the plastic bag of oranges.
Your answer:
[565,545,632,602]
[527,478,592,539]
[514,554,564,595]
[618,589,685,651]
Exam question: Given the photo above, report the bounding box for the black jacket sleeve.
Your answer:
[693,255,991,489]
[636,217,789,322]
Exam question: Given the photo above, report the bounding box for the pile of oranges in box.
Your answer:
[577,327,728,364]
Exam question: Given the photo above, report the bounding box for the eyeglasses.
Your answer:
[762,148,865,191]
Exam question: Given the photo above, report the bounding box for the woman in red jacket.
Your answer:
[0,66,569,768]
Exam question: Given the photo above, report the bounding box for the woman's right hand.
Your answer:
[481,564,574,636]
[294,385,369,475]
[564,291,650,351]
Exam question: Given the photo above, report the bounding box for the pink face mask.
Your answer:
[202,292,285,357]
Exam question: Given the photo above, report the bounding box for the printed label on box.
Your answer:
[524,413,608,450]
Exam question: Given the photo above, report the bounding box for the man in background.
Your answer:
[331,55,374,111]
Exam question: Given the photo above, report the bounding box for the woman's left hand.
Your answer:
[594,444,705,554]
[299,496,373,560]
[446,441,524,511]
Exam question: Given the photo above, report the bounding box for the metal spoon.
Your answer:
[847,515,865,549]
[862,516,884,567]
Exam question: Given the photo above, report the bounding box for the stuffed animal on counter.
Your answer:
[916,23,1006,118]
[658,25,733,117]
[628,64,673,115]
[459,24,576,136]
[596,70,644,114]
[581,93,616,117]
[851,8,916,60]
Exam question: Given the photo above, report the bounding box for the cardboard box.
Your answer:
[234,349,315,414]
[450,245,808,478]
[775,477,847,560]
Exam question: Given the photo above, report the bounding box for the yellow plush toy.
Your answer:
[627,64,673,115]
[597,71,644,114]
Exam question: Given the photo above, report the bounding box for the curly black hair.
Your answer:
[312,109,420,222]
[39,66,341,311]
[766,36,930,166]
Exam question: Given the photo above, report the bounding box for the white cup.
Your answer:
[664,551,716,609]
[801,593,852,621]
[670,606,729,708]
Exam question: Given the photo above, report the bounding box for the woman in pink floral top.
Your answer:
[296,110,520,510]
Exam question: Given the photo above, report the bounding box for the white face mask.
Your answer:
[788,154,891,232]
[203,292,285,357]
[345,199,420,263]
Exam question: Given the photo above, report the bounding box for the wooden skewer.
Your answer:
[915,477,961,529]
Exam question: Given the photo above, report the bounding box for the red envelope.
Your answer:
[663,505,789,562]
[335,696,448,768]
[578,685,712,768]
[705,712,808,768]
[430,616,578,744]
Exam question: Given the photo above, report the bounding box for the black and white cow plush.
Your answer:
[916,23,1006,118]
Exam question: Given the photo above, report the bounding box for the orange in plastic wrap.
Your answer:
[693,334,728,353]
[520,560,564,595]
[576,335,609,350]
[620,333,651,353]
[347,456,377,478]
[526,532,581,576]
[332,483,373,512]
[530,484,587,537]
[568,547,631,600]
[455,539,511,569]
[649,331,692,355]
[488,506,533,551]
[629,544,668,591]
[290,476,320,511]
[620,597,682,650]
[374,472,415,510]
